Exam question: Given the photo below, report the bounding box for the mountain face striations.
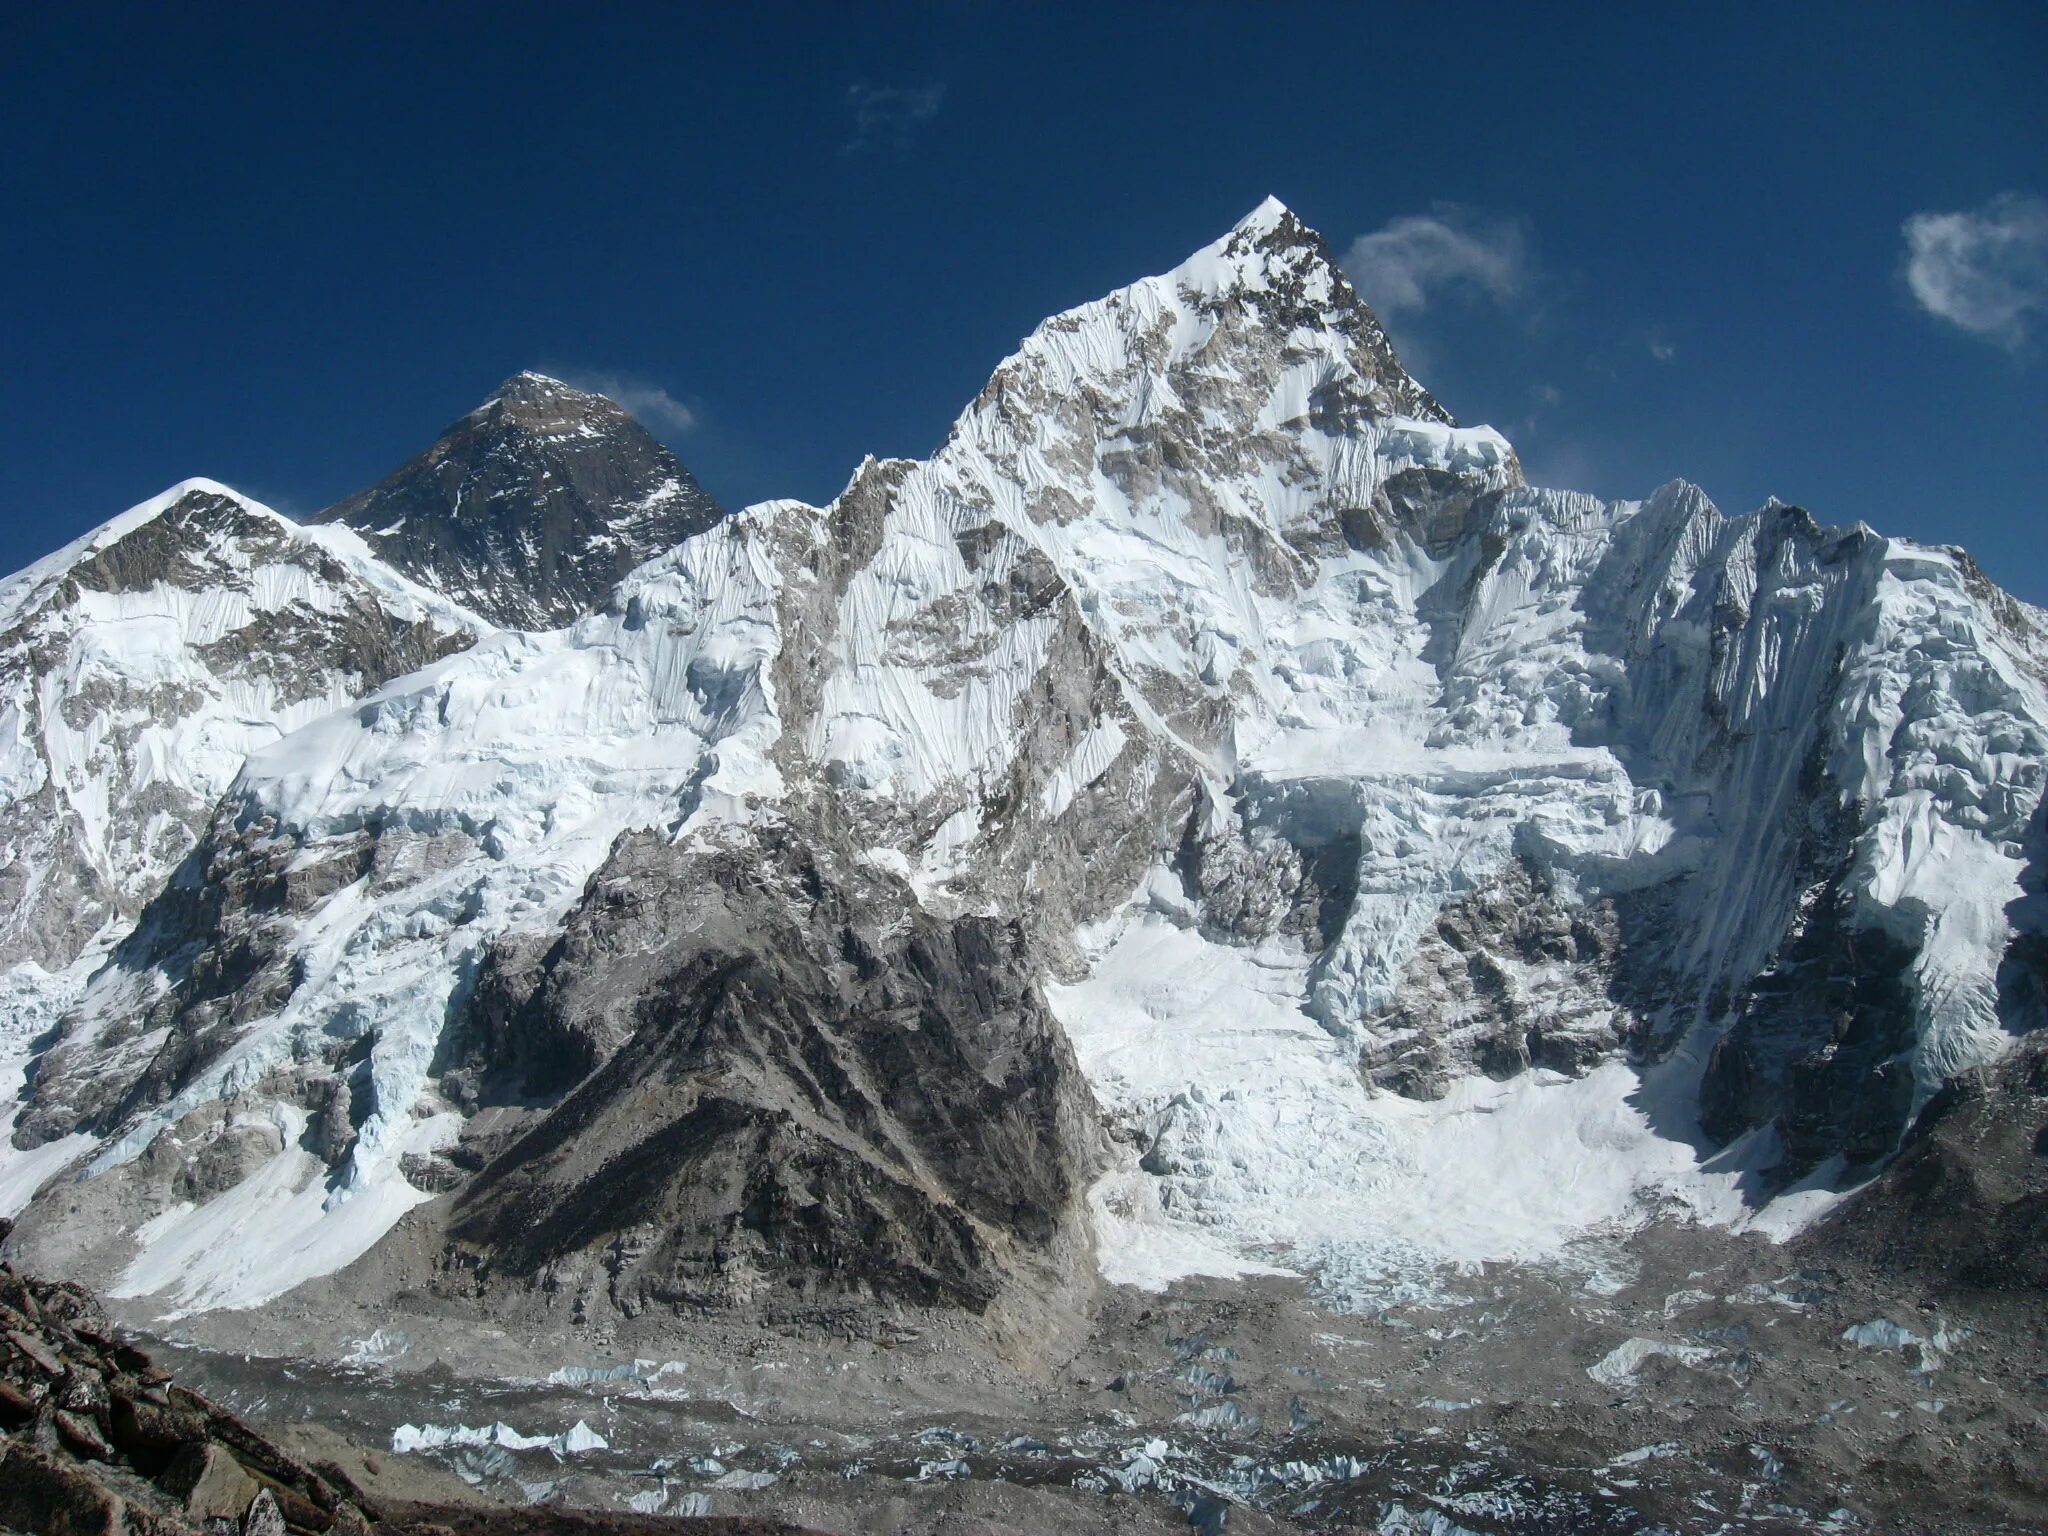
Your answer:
[0,201,2041,1359]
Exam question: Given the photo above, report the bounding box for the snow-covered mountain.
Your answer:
[317,370,727,629]
[2,199,2043,1329]
[0,482,480,1214]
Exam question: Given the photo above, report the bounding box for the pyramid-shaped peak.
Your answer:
[478,371,615,416]
[1231,194,1299,237]
[1167,197,1349,303]
[319,372,726,629]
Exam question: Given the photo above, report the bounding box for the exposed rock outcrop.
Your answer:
[437,829,1105,1323]
[0,1230,376,1534]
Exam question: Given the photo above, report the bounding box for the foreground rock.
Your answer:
[0,1229,817,1536]
[0,1228,374,1534]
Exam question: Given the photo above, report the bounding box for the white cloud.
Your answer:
[566,373,697,436]
[1902,191,2048,350]
[1648,338,1676,363]
[842,82,946,156]
[1341,206,1529,317]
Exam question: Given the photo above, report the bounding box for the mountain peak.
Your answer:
[1230,193,1297,237]
[485,370,592,409]
[316,376,727,629]
[466,371,633,434]
[981,198,1454,432]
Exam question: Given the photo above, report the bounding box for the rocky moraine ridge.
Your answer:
[0,199,2043,1533]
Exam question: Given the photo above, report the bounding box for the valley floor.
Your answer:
[130,1218,2048,1535]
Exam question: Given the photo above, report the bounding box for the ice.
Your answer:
[1051,869,1860,1302]
[708,1468,779,1490]
[391,1419,607,1457]
[1609,1442,1683,1466]
[343,1329,410,1367]
[1842,1320,1920,1351]
[0,958,97,1216]
[1586,1337,1720,1388]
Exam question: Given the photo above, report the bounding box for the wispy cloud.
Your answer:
[1902,191,2048,350]
[563,372,698,436]
[1340,205,1530,317]
[841,81,946,157]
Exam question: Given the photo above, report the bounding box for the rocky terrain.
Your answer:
[0,1221,824,1534]
[1,199,2043,1531]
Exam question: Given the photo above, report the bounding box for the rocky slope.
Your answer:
[0,1227,379,1534]
[0,1231,821,1535]
[1,199,2043,1355]
[316,372,727,629]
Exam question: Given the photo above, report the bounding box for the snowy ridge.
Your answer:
[60,506,792,1309]
[0,479,481,1227]
[0,480,479,951]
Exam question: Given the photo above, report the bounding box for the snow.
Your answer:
[110,1108,459,1316]
[49,502,792,1301]
[391,1419,607,1457]
[1052,868,1866,1303]
[0,477,483,1219]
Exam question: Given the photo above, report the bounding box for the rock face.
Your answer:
[1,199,2045,1328]
[316,372,727,629]
[1801,1029,2048,1294]
[0,1232,378,1533]
[439,831,1102,1322]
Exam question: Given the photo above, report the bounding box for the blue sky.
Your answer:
[4,3,2044,600]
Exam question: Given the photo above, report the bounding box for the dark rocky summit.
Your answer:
[317,373,726,630]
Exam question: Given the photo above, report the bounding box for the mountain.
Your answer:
[0,480,476,977]
[315,372,727,629]
[3,200,2041,1355]
[0,481,480,1223]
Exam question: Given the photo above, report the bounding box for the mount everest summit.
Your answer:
[0,198,2042,1340]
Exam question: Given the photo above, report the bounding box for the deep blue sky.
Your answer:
[5,4,2045,600]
